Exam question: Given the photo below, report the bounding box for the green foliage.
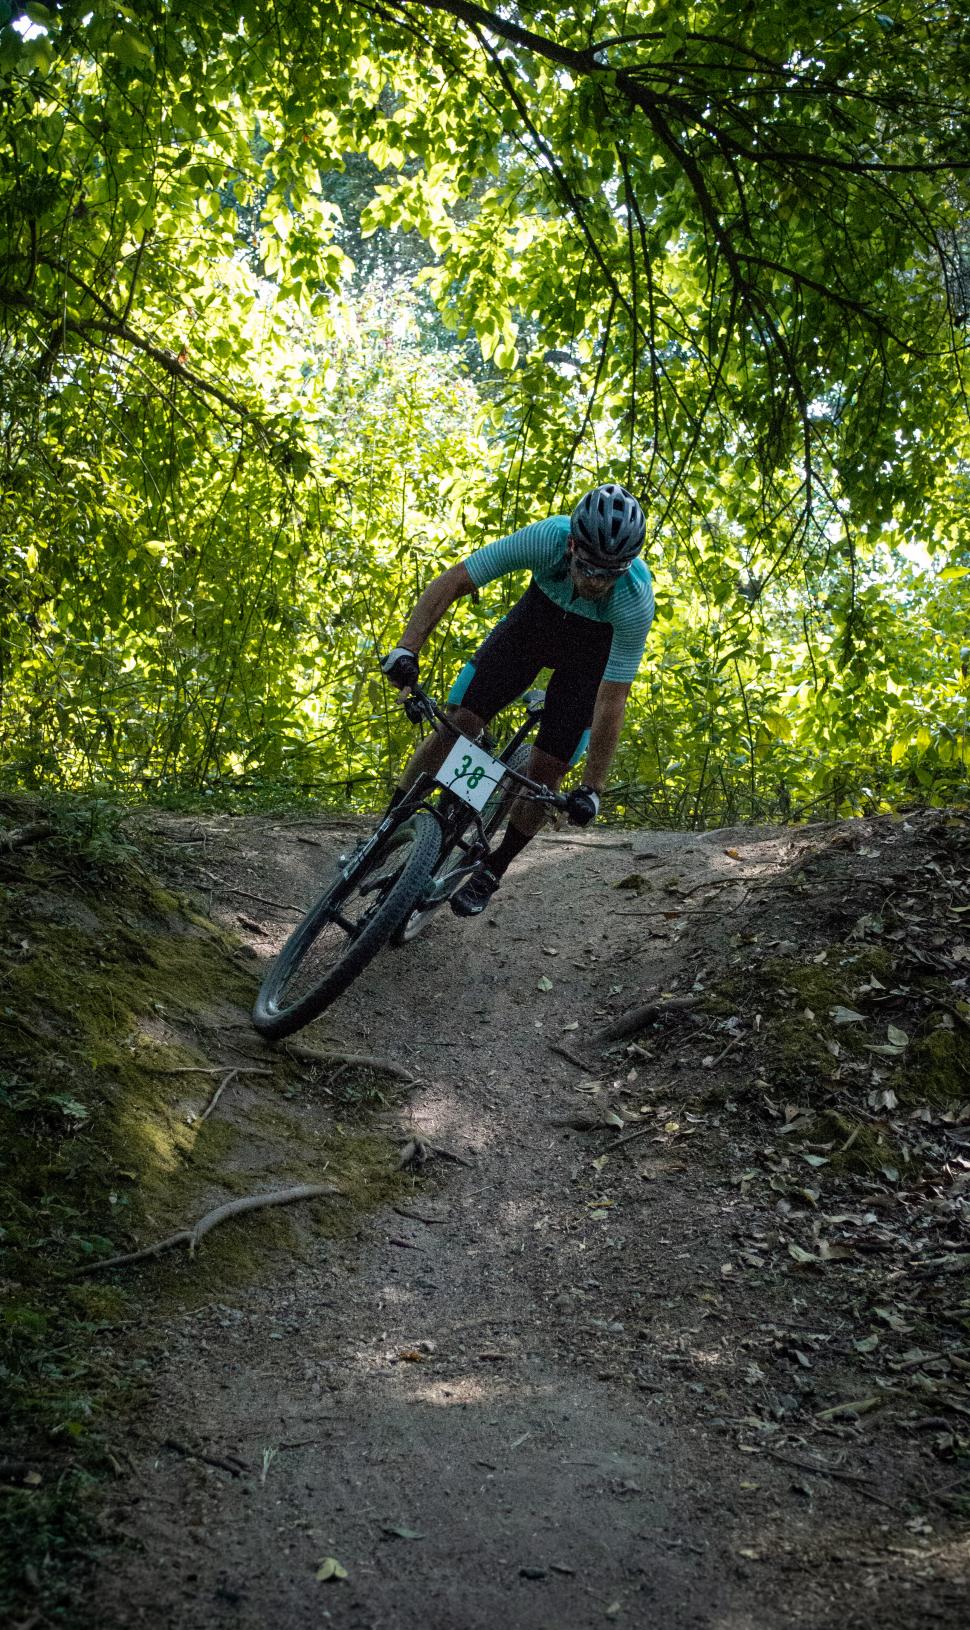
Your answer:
[0,1,967,820]
[0,1473,99,1624]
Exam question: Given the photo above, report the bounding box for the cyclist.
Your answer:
[380,483,655,916]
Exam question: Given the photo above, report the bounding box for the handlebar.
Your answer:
[400,682,571,814]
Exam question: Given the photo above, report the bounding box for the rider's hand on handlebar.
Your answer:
[566,784,600,827]
[381,647,419,689]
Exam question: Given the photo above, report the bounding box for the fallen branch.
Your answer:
[590,992,701,1048]
[163,1439,249,1477]
[77,1183,342,1274]
[600,1123,656,1154]
[676,874,758,898]
[398,1137,472,1169]
[392,1206,446,1225]
[200,1069,238,1122]
[284,1044,414,1082]
[0,820,53,853]
[763,1449,897,1507]
[547,1041,599,1072]
[703,1033,743,1069]
[541,836,633,849]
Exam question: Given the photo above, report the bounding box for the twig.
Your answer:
[616,908,725,918]
[76,1183,342,1274]
[200,1069,238,1123]
[284,1044,414,1082]
[398,1137,472,1169]
[201,871,304,914]
[540,836,633,849]
[0,820,53,853]
[600,1123,657,1154]
[590,993,701,1048]
[392,1206,445,1225]
[704,1034,742,1068]
[548,1041,599,1072]
[763,1449,897,1507]
[162,1439,249,1477]
[926,997,970,1035]
[675,874,763,898]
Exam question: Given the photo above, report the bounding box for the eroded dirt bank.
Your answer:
[89,809,969,1629]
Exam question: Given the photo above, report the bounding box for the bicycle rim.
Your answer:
[252,812,441,1038]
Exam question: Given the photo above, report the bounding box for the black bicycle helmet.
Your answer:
[570,483,646,567]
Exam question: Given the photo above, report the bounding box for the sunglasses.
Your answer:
[570,552,630,581]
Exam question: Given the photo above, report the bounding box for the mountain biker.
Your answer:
[380,483,655,916]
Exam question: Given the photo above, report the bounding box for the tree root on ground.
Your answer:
[76,1183,343,1274]
[284,1043,415,1081]
[589,992,701,1048]
[0,821,53,853]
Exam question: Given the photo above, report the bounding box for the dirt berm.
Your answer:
[1,802,968,1627]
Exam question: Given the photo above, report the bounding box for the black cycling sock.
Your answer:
[488,820,534,879]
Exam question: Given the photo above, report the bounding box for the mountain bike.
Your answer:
[251,683,569,1040]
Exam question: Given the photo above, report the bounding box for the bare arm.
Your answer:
[397,563,476,653]
[583,680,631,791]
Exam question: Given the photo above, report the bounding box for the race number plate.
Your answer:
[435,735,505,812]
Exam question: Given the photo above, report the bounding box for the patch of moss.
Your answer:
[806,1110,903,1175]
[894,1024,970,1108]
[0,802,415,1622]
[0,1473,100,1626]
[719,947,897,1092]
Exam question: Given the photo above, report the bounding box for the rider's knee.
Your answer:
[528,745,569,790]
[446,703,486,736]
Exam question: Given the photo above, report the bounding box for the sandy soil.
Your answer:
[91,814,969,1629]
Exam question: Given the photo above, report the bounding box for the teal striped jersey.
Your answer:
[464,516,655,684]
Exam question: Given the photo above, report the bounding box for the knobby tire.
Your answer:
[252,811,441,1039]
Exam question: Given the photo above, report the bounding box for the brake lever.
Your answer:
[402,693,426,725]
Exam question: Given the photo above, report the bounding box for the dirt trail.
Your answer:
[93,818,968,1629]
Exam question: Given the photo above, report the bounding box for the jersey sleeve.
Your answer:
[603,567,655,684]
[464,517,570,589]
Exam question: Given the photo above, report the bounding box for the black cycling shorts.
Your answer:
[450,581,612,763]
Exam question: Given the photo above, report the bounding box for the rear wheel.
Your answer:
[252,812,442,1039]
[396,741,533,944]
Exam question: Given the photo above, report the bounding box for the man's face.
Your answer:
[568,539,628,600]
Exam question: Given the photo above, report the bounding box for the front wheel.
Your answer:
[252,812,442,1039]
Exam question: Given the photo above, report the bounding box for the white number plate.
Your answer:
[435,735,505,812]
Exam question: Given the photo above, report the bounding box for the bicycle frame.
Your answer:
[369,683,563,911]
